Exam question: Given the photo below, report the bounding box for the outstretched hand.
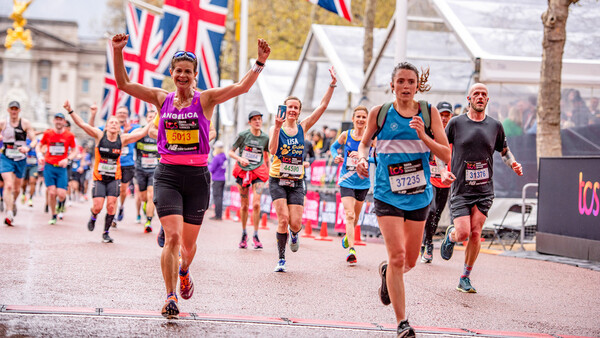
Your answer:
[328,66,337,87]
[257,39,271,64]
[63,100,72,112]
[274,106,286,128]
[112,33,128,50]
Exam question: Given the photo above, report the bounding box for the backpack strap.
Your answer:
[372,101,393,140]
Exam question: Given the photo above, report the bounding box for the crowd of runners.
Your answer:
[1,33,524,338]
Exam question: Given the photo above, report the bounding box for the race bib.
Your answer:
[98,162,117,175]
[141,157,158,168]
[388,159,427,194]
[280,156,303,179]
[278,178,296,187]
[137,143,157,152]
[345,156,358,172]
[465,160,490,186]
[429,160,440,179]
[164,118,200,152]
[242,145,262,163]
[5,147,24,159]
[26,156,37,165]
[49,143,65,156]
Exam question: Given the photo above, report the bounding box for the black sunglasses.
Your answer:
[173,51,197,60]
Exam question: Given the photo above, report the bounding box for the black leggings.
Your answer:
[422,186,450,245]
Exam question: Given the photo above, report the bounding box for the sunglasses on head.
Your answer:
[173,51,197,60]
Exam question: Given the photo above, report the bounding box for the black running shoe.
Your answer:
[457,276,477,293]
[157,226,165,248]
[116,207,124,222]
[161,294,179,319]
[378,261,391,306]
[102,232,114,243]
[87,218,96,232]
[440,225,456,261]
[397,319,416,338]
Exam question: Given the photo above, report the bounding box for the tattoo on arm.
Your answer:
[502,147,516,168]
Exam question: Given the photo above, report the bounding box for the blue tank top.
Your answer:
[374,104,432,210]
[269,124,305,179]
[338,129,370,190]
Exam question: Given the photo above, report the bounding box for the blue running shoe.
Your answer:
[157,226,165,248]
[457,276,477,293]
[342,235,349,249]
[274,259,286,272]
[116,207,124,222]
[289,230,299,252]
[440,225,456,261]
[346,248,357,264]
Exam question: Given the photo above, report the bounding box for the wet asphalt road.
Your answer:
[0,192,599,337]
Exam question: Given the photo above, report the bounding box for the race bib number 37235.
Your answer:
[388,159,427,195]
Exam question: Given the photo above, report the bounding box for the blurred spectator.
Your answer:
[453,104,462,116]
[502,107,523,137]
[487,102,500,120]
[563,89,589,127]
[208,141,227,220]
[519,95,537,131]
[312,131,324,157]
[322,128,337,157]
[588,97,599,125]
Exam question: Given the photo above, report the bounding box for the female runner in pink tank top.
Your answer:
[111,33,270,319]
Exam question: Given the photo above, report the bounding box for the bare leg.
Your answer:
[160,214,183,294]
[251,182,264,233]
[239,185,249,230]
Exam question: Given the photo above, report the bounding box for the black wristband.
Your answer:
[255,60,265,67]
[68,110,73,115]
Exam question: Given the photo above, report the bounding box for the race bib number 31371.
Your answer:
[388,159,427,194]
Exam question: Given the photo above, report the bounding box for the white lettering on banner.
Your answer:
[162,112,199,119]
[230,189,241,208]
[302,199,319,222]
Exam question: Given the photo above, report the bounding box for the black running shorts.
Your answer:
[268,177,305,206]
[121,165,135,184]
[92,179,120,198]
[450,194,494,221]
[135,169,154,192]
[373,198,429,221]
[153,163,211,225]
[340,186,369,202]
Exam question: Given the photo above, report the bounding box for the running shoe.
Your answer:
[102,232,114,243]
[457,276,477,293]
[116,207,124,222]
[48,217,57,225]
[378,261,391,306]
[27,199,33,207]
[57,212,64,220]
[4,217,13,226]
[397,319,416,338]
[347,248,357,264]
[161,293,179,319]
[21,194,26,204]
[179,267,195,300]
[421,243,433,263]
[157,226,165,248]
[136,215,142,224]
[252,235,263,249]
[440,225,456,261]
[87,218,96,231]
[144,222,152,233]
[274,259,286,272]
[289,230,299,252]
[239,233,248,249]
[342,235,349,249]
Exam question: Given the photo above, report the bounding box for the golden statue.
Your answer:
[4,0,34,50]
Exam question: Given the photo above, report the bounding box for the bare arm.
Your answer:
[111,33,168,109]
[202,39,270,114]
[64,100,103,140]
[88,103,98,127]
[24,119,37,150]
[268,108,286,155]
[209,123,217,142]
[121,123,151,146]
[410,106,451,164]
[300,67,337,132]
[501,146,523,176]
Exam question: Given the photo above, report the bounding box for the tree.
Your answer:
[536,0,579,161]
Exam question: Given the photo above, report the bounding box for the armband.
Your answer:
[252,63,264,73]
[255,60,265,67]
[502,148,516,168]
[68,110,74,115]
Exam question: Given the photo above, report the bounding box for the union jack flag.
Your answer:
[161,0,228,90]
[307,0,352,22]
[101,2,164,120]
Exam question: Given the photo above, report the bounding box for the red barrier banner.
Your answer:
[335,192,346,233]
[302,190,320,225]
[310,159,327,186]
[229,185,240,211]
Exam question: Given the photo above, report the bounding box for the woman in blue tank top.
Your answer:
[330,106,371,264]
[356,63,451,337]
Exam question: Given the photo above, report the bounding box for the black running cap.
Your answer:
[248,110,263,120]
[437,101,453,114]
[8,101,20,109]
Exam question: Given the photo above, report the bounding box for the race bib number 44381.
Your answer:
[388,159,427,194]
[465,160,490,186]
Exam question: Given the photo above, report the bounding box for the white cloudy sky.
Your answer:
[1,0,109,38]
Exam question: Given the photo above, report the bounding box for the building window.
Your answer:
[82,78,90,93]
[41,77,49,91]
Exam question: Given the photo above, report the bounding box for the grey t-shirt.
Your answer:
[232,129,270,171]
[446,114,507,198]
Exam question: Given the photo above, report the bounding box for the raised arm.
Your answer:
[268,108,286,155]
[64,100,103,140]
[121,123,151,146]
[300,66,337,132]
[202,39,270,110]
[88,103,98,127]
[112,33,168,108]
